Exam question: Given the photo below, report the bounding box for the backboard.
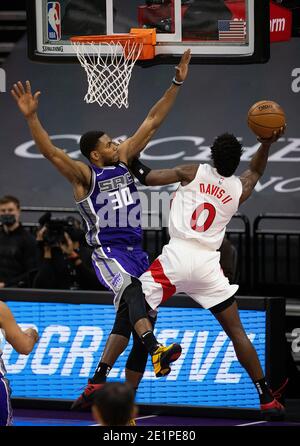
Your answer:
[27,0,269,64]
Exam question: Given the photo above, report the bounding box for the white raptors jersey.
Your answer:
[169,164,243,250]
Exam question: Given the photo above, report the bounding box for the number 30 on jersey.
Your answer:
[108,187,134,210]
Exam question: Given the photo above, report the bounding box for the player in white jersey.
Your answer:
[0,301,38,425]
[139,130,286,419]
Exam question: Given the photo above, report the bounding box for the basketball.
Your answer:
[247,100,286,139]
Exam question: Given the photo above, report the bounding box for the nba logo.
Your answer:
[47,2,61,41]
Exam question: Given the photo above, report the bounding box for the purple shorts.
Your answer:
[92,245,149,309]
[0,375,12,426]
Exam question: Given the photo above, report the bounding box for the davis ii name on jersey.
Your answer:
[199,183,233,205]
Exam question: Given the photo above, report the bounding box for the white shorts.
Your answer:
[140,237,239,311]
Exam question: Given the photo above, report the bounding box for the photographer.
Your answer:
[0,195,38,288]
[33,213,105,291]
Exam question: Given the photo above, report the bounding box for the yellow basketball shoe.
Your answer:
[151,343,182,377]
[128,419,136,426]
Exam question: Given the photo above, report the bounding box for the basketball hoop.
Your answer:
[70,29,156,109]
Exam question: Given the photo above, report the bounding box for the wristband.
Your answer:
[172,77,184,86]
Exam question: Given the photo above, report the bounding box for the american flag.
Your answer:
[218,20,246,42]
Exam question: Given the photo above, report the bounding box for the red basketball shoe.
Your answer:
[71,380,104,411]
[260,379,288,420]
[260,398,285,420]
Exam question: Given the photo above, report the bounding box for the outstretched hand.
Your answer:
[174,49,191,83]
[11,80,41,119]
[257,125,286,145]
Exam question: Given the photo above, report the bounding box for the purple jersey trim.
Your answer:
[79,202,95,246]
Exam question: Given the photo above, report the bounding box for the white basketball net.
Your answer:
[72,39,143,109]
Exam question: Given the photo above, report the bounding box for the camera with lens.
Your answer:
[38,212,80,247]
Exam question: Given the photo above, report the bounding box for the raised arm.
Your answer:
[0,301,39,355]
[11,81,91,192]
[119,50,191,164]
[239,128,285,205]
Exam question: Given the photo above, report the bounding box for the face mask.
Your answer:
[0,214,16,227]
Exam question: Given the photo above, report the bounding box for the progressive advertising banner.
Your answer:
[1,300,265,409]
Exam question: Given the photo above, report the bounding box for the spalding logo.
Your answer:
[258,104,273,111]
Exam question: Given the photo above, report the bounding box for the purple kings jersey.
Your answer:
[76,162,143,248]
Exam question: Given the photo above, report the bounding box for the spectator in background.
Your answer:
[0,195,38,288]
[33,216,105,291]
[92,382,137,427]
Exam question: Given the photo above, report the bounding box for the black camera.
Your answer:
[39,212,76,247]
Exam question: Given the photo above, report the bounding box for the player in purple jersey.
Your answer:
[12,50,191,411]
[0,301,38,425]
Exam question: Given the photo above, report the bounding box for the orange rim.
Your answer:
[70,29,156,60]
[70,34,139,45]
